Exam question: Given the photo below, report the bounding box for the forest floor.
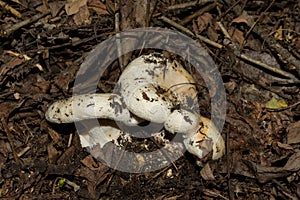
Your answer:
[1,0,300,199]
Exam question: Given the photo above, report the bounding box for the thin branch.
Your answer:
[2,11,50,37]
[160,16,223,49]
[216,21,300,83]
[180,2,216,25]
[0,0,22,18]
[244,0,275,40]
[222,0,300,76]
[167,0,214,10]
[1,116,20,165]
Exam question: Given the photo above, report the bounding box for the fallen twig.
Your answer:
[2,10,50,37]
[0,0,22,18]
[244,0,275,41]
[167,0,214,11]
[4,50,44,71]
[1,116,20,165]
[222,0,300,77]
[216,21,300,83]
[161,16,300,84]
[180,2,216,25]
[160,16,222,49]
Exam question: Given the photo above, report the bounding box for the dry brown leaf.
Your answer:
[192,13,212,34]
[36,1,65,17]
[229,26,245,46]
[2,57,23,71]
[246,150,300,183]
[65,0,88,16]
[200,163,215,181]
[49,1,66,17]
[73,5,91,25]
[207,26,218,42]
[81,155,108,171]
[88,0,109,15]
[57,146,75,165]
[231,15,250,26]
[287,121,300,144]
[48,128,63,147]
[276,141,293,150]
[47,144,60,164]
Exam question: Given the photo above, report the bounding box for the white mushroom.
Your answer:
[45,93,139,126]
[79,120,124,148]
[183,116,225,160]
[117,53,198,123]
[45,53,225,160]
[164,109,199,137]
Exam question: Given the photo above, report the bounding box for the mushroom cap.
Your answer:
[118,53,198,122]
[183,116,225,160]
[122,84,173,123]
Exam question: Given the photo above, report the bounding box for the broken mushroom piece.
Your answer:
[79,120,124,148]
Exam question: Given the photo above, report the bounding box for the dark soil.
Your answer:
[1,0,300,199]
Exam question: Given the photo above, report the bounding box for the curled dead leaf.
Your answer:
[231,15,250,26]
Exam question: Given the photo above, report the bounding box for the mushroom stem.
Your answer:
[124,84,173,123]
[164,109,199,136]
[45,93,140,126]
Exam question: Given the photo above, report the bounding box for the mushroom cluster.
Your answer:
[45,53,225,160]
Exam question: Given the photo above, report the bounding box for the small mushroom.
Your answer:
[45,53,225,160]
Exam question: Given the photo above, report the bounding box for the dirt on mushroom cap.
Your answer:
[117,53,198,122]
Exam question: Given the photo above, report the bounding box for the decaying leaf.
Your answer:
[193,13,213,34]
[200,163,215,181]
[265,97,288,109]
[287,121,300,144]
[246,150,300,183]
[65,0,88,16]
[231,15,250,26]
[36,1,65,17]
[73,5,91,25]
[88,0,109,15]
[274,25,283,41]
[229,26,245,46]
